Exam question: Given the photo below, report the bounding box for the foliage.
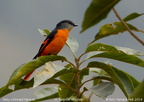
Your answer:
[0,0,144,102]
[81,0,120,32]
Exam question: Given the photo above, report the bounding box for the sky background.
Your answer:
[0,0,144,102]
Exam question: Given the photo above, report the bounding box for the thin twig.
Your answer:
[112,8,144,46]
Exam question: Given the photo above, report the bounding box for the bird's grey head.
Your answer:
[56,20,77,30]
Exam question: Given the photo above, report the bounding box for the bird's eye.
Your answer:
[68,21,71,24]
[68,21,74,26]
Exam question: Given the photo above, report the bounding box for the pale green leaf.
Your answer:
[34,87,58,99]
[33,62,64,88]
[89,82,115,99]
[116,46,144,56]
[30,93,59,102]
[66,35,79,55]
[86,51,103,59]
[37,28,50,36]
[37,28,47,36]
[90,68,108,76]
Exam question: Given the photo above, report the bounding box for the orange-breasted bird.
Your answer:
[23,20,77,81]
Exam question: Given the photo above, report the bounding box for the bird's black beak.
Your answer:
[74,24,78,27]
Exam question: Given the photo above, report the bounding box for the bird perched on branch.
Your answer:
[23,20,77,81]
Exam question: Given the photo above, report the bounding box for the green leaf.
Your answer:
[89,82,115,99]
[79,68,89,83]
[37,28,50,36]
[87,61,140,98]
[92,52,144,68]
[51,65,77,79]
[11,55,66,84]
[58,73,76,98]
[43,29,51,36]
[66,34,79,56]
[0,86,14,98]
[85,43,121,60]
[41,78,65,85]
[0,55,67,97]
[123,12,144,22]
[0,75,65,98]
[91,22,144,43]
[90,65,109,76]
[0,78,34,98]
[85,43,119,53]
[112,67,140,94]
[9,63,27,81]
[129,80,144,102]
[85,43,144,56]
[57,64,89,99]
[85,43,144,68]
[90,67,110,86]
[47,64,76,99]
[81,0,120,32]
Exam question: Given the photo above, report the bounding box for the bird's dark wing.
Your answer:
[33,29,58,59]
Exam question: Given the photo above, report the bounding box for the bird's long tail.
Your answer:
[23,70,35,81]
[23,55,38,81]
[20,70,35,85]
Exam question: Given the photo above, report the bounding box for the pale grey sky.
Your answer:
[0,0,144,102]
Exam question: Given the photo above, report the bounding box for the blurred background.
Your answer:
[0,0,144,102]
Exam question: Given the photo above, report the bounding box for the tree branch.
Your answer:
[112,8,144,46]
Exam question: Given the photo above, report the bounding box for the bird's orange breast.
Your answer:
[40,29,69,56]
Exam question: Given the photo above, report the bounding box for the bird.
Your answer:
[23,20,77,81]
